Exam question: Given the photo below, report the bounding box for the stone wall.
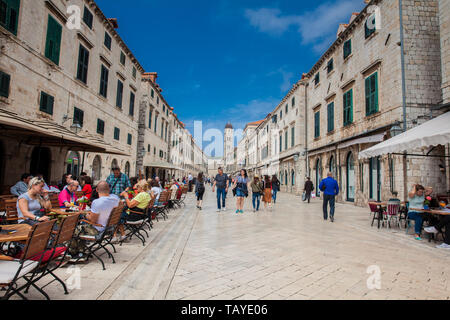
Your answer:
[439,0,450,104]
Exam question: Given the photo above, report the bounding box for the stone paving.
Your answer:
[14,188,450,300]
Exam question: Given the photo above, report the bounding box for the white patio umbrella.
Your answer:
[359,112,450,159]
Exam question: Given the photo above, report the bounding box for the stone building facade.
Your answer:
[0,0,206,189]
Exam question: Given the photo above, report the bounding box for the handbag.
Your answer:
[302,191,307,201]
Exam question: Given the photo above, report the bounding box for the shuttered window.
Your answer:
[127,134,132,145]
[343,89,353,126]
[76,44,89,84]
[114,127,120,140]
[39,91,54,115]
[327,102,334,132]
[0,0,20,35]
[83,6,93,29]
[343,39,352,59]
[327,59,334,73]
[314,111,320,138]
[73,107,84,127]
[99,65,109,97]
[104,32,112,50]
[116,80,123,108]
[279,135,282,153]
[285,131,288,150]
[45,15,62,65]
[120,52,126,66]
[154,115,158,133]
[148,110,152,129]
[129,91,135,116]
[365,72,379,116]
[0,70,10,98]
[97,119,105,135]
[365,15,376,38]
[291,127,295,147]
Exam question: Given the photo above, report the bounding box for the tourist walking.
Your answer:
[262,175,272,211]
[271,175,280,204]
[250,175,263,212]
[303,177,314,203]
[106,166,131,197]
[319,172,339,222]
[195,172,206,210]
[233,169,249,214]
[212,167,228,212]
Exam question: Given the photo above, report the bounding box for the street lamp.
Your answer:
[390,122,403,137]
[70,121,82,134]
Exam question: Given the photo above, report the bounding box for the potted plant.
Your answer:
[424,196,432,210]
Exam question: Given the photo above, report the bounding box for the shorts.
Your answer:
[236,188,245,197]
[196,190,205,201]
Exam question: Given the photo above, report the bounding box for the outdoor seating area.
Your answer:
[0,182,189,300]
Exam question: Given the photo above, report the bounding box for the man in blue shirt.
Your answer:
[106,167,131,196]
[319,172,339,222]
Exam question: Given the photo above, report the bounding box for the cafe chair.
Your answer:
[24,214,81,296]
[120,200,155,247]
[383,200,401,229]
[0,220,56,300]
[1,199,23,225]
[49,194,60,210]
[153,191,169,222]
[369,202,384,229]
[74,203,124,270]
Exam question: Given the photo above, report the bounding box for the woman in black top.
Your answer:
[195,172,206,210]
[271,175,280,204]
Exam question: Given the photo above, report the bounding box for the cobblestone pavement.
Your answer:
[14,189,450,300]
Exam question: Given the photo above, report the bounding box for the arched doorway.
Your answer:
[284,170,288,185]
[329,156,336,177]
[111,159,118,171]
[92,155,101,182]
[346,152,355,202]
[66,151,80,178]
[125,162,130,177]
[315,158,322,196]
[291,170,295,186]
[30,147,51,183]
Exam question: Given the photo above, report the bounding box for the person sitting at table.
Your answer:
[17,177,51,225]
[113,180,151,243]
[68,181,120,262]
[58,181,79,208]
[10,173,33,197]
[407,184,433,241]
[150,180,162,204]
[424,214,450,250]
[79,175,93,200]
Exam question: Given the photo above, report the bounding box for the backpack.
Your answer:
[197,182,205,193]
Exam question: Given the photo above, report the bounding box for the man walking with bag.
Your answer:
[212,167,228,212]
[303,177,314,203]
[319,172,339,222]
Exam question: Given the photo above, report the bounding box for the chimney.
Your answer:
[108,18,119,29]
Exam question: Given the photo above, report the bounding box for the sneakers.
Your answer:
[222,207,227,211]
[436,243,450,249]
[330,216,334,223]
[240,210,244,214]
[424,226,438,234]
[236,210,239,214]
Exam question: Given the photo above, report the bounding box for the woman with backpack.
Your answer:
[271,175,280,204]
[233,169,249,214]
[195,172,206,210]
[250,175,264,212]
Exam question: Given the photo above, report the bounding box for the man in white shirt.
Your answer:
[69,181,119,262]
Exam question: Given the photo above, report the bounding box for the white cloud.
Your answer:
[245,0,365,53]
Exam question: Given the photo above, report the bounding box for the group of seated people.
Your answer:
[405,184,450,249]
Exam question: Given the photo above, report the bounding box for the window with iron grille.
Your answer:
[39,91,54,115]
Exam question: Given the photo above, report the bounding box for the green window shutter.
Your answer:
[0,71,11,98]
[127,134,132,145]
[39,91,54,115]
[83,6,93,29]
[343,39,352,59]
[45,15,62,65]
[76,45,89,84]
[129,91,135,116]
[151,89,154,98]
[154,115,158,133]
[344,90,353,126]
[99,65,109,97]
[104,32,111,50]
[291,127,295,147]
[0,0,20,35]
[285,131,288,150]
[116,80,123,108]
[148,110,152,129]
[120,52,126,65]
[97,119,104,135]
[114,127,120,140]
[314,111,320,138]
[327,59,334,73]
[327,102,334,132]
[365,72,379,116]
[73,107,84,127]
[279,135,282,153]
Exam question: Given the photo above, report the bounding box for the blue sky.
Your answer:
[96,0,365,156]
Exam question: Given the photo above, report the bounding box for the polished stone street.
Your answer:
[18,188,450,300]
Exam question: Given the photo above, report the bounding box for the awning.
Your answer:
[338,133,385,149]
[359,112,450,159]
[0,109,130,156]
[144,161,183,170]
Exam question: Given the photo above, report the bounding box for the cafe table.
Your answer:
[47,208,90,216]
[409,208,450,216]
[368,201,408,229]
[0,224,31,243]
